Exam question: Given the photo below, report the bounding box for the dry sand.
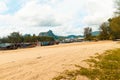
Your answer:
[0,41,120,80]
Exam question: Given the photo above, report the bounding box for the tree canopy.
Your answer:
[0,32,55,43]
[109,16,120,39]
[84,27,92,40]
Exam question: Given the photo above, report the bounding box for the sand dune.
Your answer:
[0,41,120,80]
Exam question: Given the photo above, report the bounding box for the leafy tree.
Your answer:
[0,37,9,43]
[32,34,38,42]
[23,34,32,42]
[109,16,120,39]
[106,0,120,39]
[37,36,54,42]
[84,27,92,40]
[99,22,112,40]
[8,32,23,43]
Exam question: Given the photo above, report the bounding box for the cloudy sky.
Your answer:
[0,0,115,37]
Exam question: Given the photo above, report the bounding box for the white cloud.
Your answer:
[0,1,8,13]
[0,0,116,37]
[82,0,115,26]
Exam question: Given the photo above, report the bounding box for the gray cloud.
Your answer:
[38,18,61,27]
[23,16,62,27]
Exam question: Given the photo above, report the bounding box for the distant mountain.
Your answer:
[67,35,83,39]
[39,30,84,40]
[91,31,100,36]
[39,30,58,39]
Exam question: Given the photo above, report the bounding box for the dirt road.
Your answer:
[0,41,119,80]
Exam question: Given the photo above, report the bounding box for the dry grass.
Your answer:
[53,48,120,80]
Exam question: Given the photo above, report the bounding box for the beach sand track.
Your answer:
[0,41,120,80]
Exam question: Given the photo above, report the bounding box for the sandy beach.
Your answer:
[0,41,120,80]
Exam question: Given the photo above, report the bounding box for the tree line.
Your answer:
[84,0,120,41]
[0,32,55,43]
